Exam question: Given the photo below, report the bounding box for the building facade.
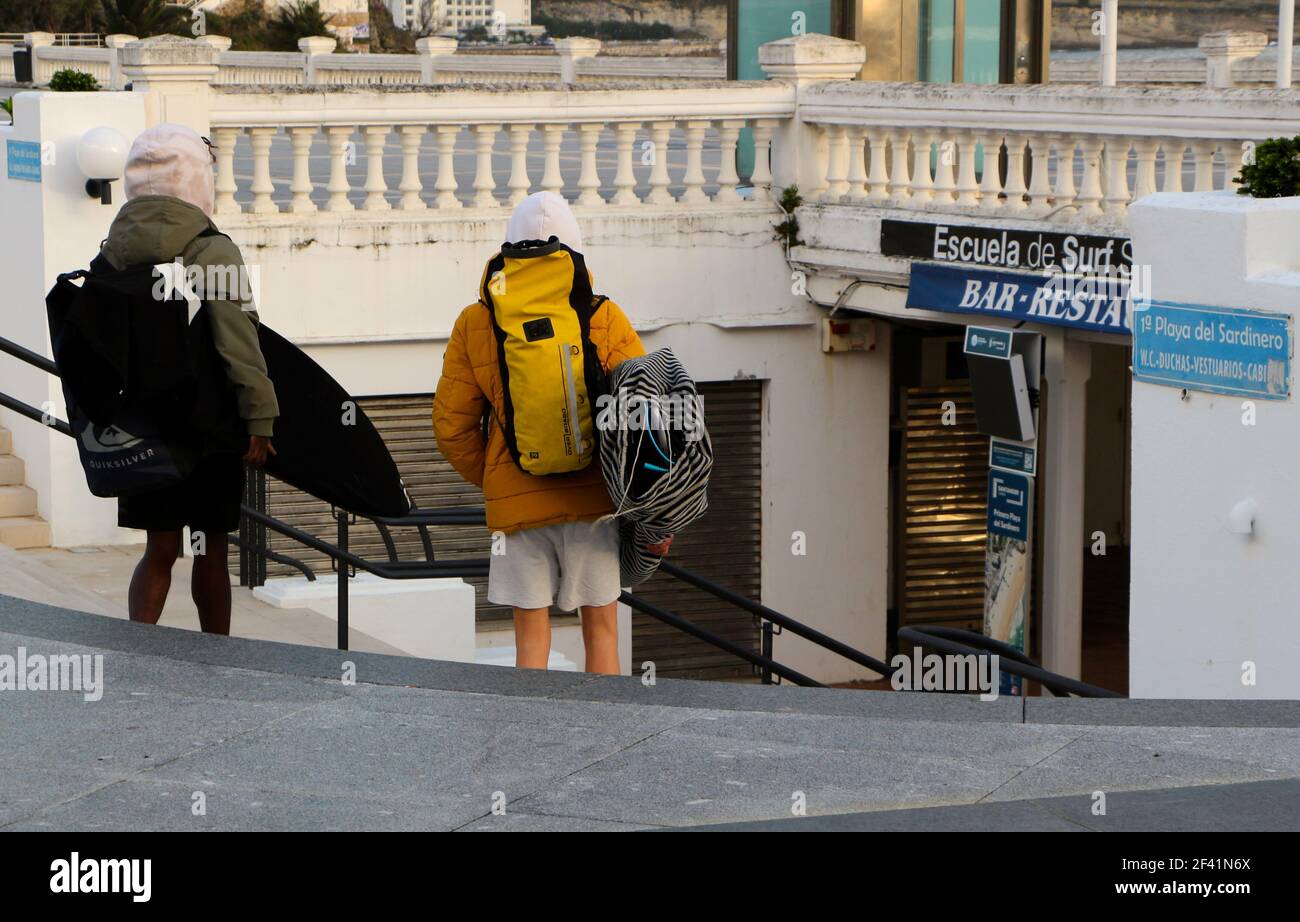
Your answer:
[388,0,532,34]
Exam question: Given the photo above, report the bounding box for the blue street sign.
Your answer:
[1133,300,1291,400]
[964,326,1013,358]
[908,262,1132,335]
[990,438,1037,477]
[987,469,1032,542]
[6,139,42,183]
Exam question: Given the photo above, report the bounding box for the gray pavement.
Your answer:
[2,593,1298,831]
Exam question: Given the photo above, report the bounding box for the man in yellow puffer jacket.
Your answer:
[434,193,668,674]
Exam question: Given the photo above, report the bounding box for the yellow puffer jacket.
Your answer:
[433,295,644,534]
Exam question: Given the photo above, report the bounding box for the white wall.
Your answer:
[1129,191,1300,699]
[0,91,147,548]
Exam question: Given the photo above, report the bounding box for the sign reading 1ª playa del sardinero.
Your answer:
[1133,301,1292,400]
[907,262,1133,335]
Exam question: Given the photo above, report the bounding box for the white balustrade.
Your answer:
[207,83,793,215]
[800,81,1300,224]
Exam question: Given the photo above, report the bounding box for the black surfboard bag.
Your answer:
[253,324,412,519]
[46,254,243,499]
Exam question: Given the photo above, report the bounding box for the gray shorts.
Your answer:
[487,518,622,612]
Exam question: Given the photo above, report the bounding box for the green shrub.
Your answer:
[1235,136,1300,199]
[773,185,804,250]
[0,97,13,122]
[48,69,100,92]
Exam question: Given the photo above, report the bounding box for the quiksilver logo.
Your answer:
[49,853,151,902]
[80,424,143,454]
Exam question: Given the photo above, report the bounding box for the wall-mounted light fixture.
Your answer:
[76,126,129,205]
[1228,499,1258,536]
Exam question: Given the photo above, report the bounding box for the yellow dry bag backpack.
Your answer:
[481,237,608,476]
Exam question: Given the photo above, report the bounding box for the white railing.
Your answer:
[206,83,793,215]
[1052,46,1300,88]
[799,81,1300,225]
[3,33,722,89]
[213,52,306,87]
[1,42,119,87]
[0,33,102,47]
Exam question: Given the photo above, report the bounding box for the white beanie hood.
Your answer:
[505,191,584,252]
[123,123,216,217]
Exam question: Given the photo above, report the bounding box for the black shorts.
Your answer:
[118,454,245,536]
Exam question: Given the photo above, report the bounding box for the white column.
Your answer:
[289,126,318,214]
[472,123,499,208]
[247,126,278,214]
[576,122,605,207]
[680,120,710,205]
[362,125,391,211]
[1100,0,1119,86]
[1041,334,1092,681]
[506,123,533,206]
[398,125,427,210]
[104,34,138,91]
[298,35,337,85]
[212,125,240,215]
[644,120,675,205]
[325,125,355,212]
[119,34,220,134]
[759,34,866,197]
[749,119,778,202]
[611,121,641,206]
[713,119,745,204]
[433,125,462,209]
[554,37,600,85]
[415,35,457,85]
[1281,0,1296,88]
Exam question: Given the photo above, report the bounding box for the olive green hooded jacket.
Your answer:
[99,195,279,437]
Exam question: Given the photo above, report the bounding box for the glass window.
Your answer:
[963,0,1003,85]
[918,0,956,83]
[735,0,835,82]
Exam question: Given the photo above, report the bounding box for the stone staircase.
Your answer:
[0,425,50,549]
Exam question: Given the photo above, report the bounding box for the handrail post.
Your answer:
[337,509,349,651]
[254,467,267,586]
[760,620,774,685]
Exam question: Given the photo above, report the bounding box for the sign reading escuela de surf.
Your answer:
[907,263,1131,335]
[882,219,1132,275]
[1133,301,1292,400]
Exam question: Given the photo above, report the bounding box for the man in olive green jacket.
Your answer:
[99,124,279,633]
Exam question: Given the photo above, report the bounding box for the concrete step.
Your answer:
[0,427,11,454]
[0,516,51,549]
[0,485,37,517]
[0,454,25,486]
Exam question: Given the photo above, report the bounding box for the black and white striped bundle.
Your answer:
[598,348,713,586]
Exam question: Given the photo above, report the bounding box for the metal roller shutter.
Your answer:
[628,380,763,681]
[264,382,765,678]
[263,394,511,622]
[896,384,989,633]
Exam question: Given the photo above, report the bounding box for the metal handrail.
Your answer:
[657,559,894,677]
[897,626,1125,698]
[2,337,922,687]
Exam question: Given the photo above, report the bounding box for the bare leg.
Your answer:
[513,606,551,669]
[128,530,182,625]
[580,601,620,675]
[191,531,232,636]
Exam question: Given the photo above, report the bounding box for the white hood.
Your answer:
[123,123,216,217]
[505,191,584,252]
